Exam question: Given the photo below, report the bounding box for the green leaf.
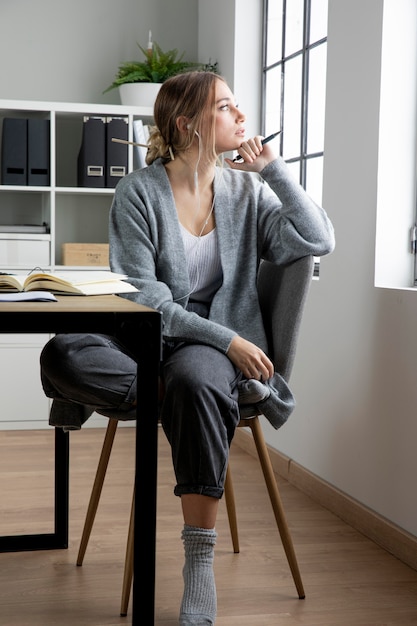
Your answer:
[103,41,218,93]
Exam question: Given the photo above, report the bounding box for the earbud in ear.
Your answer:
[186,123,191,129]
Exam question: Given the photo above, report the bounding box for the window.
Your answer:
[262,0,328,207]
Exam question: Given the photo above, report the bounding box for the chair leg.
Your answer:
[224,463,240,553]
[120,488,135,616]
[76,419,119,566]
[248,416,305,599]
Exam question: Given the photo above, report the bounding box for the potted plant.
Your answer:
[104,39,218,108]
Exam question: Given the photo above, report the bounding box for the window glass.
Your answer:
[285,0,304,57]
[307,44,327,154]
[286,159,300,183]
[310,0,328,43]
[282,55,302,161]
[264,65,282,137]
[266,0,283,66]
[305,156,324,206]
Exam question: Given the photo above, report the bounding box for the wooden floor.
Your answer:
[1,426,417,626]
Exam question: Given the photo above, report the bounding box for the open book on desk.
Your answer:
[0,270,138,296]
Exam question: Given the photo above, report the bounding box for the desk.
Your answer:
[0,295,162,625]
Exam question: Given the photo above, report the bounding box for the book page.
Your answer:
[24,270,129,290]
[24,275,137,295]
[60,271,129,285]
[0,273,26,291]
[0,291,57,302]
[71,280,138,295]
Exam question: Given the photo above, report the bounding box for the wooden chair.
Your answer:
[76,255,314,616]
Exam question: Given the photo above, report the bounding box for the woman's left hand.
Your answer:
[226,335,274,381]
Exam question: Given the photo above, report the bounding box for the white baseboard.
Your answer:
[233,428,417,572]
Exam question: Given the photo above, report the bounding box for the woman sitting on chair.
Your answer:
[40,70,335,625]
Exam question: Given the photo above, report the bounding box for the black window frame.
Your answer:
[262,0,328,191]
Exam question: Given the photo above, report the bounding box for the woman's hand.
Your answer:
[227,335,274,381]
[225,135,276,173]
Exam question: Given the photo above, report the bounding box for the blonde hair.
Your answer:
[145,71,226,165]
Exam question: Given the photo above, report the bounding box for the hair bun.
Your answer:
[146,126,171,164]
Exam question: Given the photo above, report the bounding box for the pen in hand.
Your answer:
[232,130,282,162]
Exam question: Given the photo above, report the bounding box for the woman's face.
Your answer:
[213,80,246,155]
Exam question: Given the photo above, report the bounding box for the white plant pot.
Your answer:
[118,82,162,108]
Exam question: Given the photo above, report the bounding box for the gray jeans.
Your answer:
[40,333,241,499]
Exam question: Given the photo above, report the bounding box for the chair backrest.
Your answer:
[257,255,314,382]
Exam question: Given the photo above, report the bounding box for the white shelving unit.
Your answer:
[0,98,152,271]
[0,99,152,429]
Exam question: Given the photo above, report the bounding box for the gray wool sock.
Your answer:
[179,525,217,626]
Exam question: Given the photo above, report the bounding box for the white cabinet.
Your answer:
[0,334,52,430]
[0,99,152,429]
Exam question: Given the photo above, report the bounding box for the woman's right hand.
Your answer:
[225,135,277,173]
[227,335,274,381]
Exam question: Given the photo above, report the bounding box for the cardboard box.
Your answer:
[62,243,109,266]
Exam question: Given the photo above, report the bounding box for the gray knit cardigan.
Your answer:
[109,157,335,355]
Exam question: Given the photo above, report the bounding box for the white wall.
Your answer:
[1,0,416,540]
[264,0,417,539]
[0,0,199,104]
[198,0,262,138]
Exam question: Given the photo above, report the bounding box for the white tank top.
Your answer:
[180,224,223,303]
